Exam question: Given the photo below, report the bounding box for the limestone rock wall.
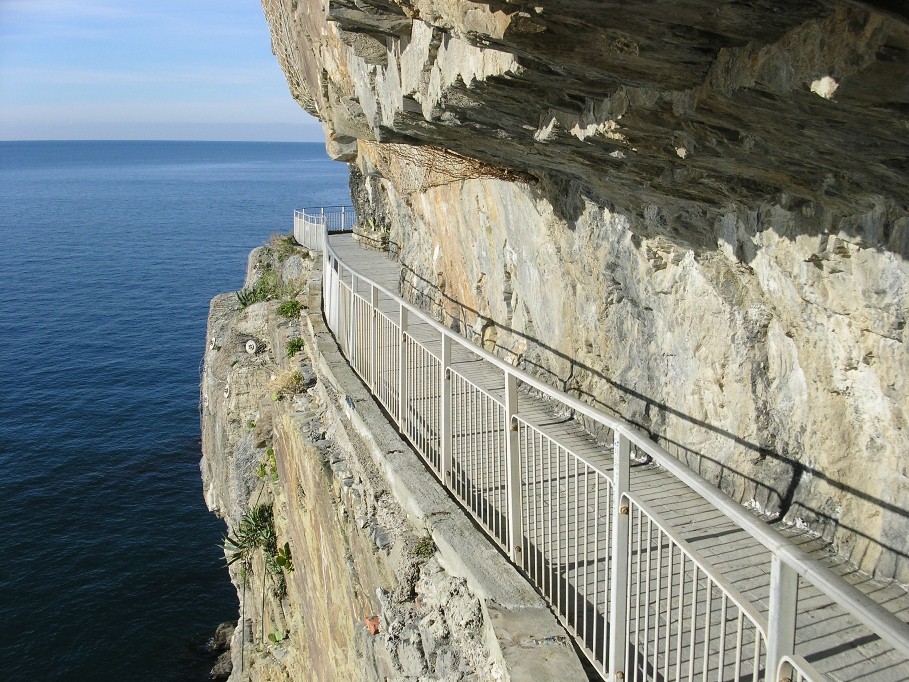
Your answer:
[262,0,908,582]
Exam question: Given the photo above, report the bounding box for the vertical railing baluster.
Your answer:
[440,333,452,489]
[328,257,335,333]
[767,557,798,682]
[504,370,523,566]
[370,284,379,392]
[321,221,330,325]
[349,274,358,361]
[398,304,409,428]
[322,250,329,326]
[593,475,602,673]
[610,430,631,680]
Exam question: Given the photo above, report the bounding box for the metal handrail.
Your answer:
[778,655,827,682]
[295,204,354,212]
[309,209,909,679]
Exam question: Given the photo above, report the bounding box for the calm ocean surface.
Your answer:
[0,141,351,680]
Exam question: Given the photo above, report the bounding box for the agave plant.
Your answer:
[222,503,275,566]
[236,270,282,309]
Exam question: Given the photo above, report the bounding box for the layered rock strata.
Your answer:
[200,240,584,680]
[261,0,909,582]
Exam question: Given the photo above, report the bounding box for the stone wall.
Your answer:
[261,0,909,582]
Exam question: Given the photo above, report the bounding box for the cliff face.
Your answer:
[262,1,908,581]
[200,240,585,680]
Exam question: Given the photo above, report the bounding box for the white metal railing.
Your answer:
[623,495,767,682]
[307,209,909,682]
[777,655,826,682]
[293,205,356,250]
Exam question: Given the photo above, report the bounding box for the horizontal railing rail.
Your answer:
[305,209,909,682]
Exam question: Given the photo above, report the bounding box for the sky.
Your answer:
[0,0,325,141]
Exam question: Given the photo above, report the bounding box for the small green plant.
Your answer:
[277,300,303,318]
[275,542,294,572]
[247,419,256,429]
[267,630,287,645]
[236,270,281,308]
[413,535,436,558]
[286,338,305,358]
[256,447,279,482]
[365,216,389,234]
[271,370,304,401]
[270,233,298,262]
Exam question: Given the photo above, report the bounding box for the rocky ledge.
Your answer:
[199,237,585,680]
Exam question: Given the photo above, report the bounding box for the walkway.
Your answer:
[302,208,909,682]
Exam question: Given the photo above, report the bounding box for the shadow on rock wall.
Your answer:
[361,243,909,581]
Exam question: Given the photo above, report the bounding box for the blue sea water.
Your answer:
[0,141,351,680]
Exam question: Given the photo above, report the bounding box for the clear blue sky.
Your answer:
[0,0,325,141]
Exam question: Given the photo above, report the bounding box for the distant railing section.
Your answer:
[305,209,909,682]
[293,205,356,250]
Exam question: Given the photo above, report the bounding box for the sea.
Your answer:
[0,141,351,681]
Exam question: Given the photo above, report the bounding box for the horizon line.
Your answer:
[1,138,327,144]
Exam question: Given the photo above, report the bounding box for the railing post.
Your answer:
[341,268,350,352]
[370,284,379,392]
[504,370,524,566]
[349,274,358,361]
[767,556,799,682]
[341,205,346,231]
[328,261,337,334]
[322,222,332,330]
[398,303,409,429]
[609,430,631,680]
[440,333,452,486]
[322,252,330,328]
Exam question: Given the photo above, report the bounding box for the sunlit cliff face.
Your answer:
[263,0,909,581]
